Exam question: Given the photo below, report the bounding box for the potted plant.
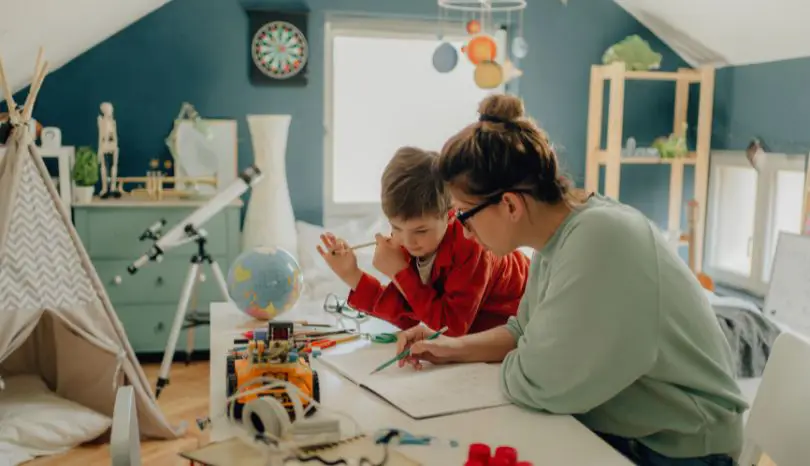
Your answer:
[72,146,99,203]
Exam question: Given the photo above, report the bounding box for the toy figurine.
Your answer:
[97,102,121,198]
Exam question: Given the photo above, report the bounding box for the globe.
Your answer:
[226,246,304,321]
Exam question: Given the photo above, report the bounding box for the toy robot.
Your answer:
[226,321,320,423]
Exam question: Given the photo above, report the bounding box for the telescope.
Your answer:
[123,164,264,398]
[127,165,263,274]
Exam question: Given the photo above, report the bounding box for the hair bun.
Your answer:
[478,94,525,122]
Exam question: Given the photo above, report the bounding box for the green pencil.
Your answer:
[369,326,449,375]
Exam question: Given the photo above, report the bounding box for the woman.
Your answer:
[395,94,748,466]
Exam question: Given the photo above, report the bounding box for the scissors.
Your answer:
[369,332,398,344]
[322,294,397,343]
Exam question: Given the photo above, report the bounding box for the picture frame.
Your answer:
[169,119,238,196]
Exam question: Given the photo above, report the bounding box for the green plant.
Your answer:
[602,34,663,71]
[72,146,99,187]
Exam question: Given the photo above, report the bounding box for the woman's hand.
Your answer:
[395,325,465,370]
[372,233,410,278]
[317,233,363,289]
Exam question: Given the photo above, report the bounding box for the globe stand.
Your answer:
[155,226,229,399]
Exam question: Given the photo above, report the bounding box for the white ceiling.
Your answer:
[614,0,810,67]
[1,0,807,106]
[1,0,170,104]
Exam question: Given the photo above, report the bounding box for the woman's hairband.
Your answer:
[479,114,507,124]
[479,113,520,130]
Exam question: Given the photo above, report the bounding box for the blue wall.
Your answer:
[6,0,686,226]
[713,57,810,154]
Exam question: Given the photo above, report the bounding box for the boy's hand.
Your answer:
[372,233,409,278]
[317,233,363,289]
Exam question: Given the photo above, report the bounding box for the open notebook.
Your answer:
[317,344,510,419]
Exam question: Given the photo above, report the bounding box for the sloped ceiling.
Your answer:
[1,0,170,104]
[2,0,806,104]
[614,0,810,68]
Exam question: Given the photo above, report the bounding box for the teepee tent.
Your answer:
[0,50,183,451]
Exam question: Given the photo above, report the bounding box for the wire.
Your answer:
[219,375,365,463]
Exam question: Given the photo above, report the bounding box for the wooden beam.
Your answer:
[625,70,701,82]
[803,153,810,234]
[0,55,19,121]
[604,62,625,198]
[668,68,691,235]
[692,66,716,274]
[585,65,604,193]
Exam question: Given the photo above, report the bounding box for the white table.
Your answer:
[209,301,633,465]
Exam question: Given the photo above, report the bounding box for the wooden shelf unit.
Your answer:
[585,62,716,273]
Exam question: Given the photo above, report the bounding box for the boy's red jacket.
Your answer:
[346,216,530,337]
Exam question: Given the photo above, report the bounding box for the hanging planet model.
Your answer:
[251,21,309,80]
[432,42,459,73]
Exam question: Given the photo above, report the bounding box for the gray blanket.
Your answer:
[709,294,782,378]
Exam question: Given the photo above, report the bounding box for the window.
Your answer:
[704,150,808,296]
[324,16,507,223]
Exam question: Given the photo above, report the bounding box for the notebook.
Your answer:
[181,434,421,466]
[317,344,510,419]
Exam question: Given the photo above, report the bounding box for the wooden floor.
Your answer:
[28,361,211,466]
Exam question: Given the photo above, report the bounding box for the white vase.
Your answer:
[242,115,298,258]
[73,186,94,204]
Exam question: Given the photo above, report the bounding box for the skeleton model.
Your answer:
[97,102,121,198]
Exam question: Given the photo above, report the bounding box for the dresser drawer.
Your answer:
[74,206,238,259]
[116,304,211,353]
[96,258,232,305]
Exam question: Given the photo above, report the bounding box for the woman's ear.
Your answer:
[502,193,522,219]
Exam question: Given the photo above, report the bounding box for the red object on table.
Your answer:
[467,443,491,464]
[494,446,518,465]
[302,339,337,353]
[488,458,510,466]
[464,461,485,466]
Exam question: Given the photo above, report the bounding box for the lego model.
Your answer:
[226,321,320,423]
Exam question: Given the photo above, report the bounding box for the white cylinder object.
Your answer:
[242,115,298,257]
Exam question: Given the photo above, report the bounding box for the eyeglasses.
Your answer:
[322,293,370,323]
[454,189,533,228]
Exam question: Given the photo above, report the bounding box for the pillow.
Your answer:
[0,374,112,465]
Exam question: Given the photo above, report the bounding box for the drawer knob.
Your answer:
[112,276,122,285]
[156,277,164,286]
[155,322,164,333]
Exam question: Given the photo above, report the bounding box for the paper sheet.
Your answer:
[318,345,510,419]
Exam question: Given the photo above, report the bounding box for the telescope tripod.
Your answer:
[155,230,229,399]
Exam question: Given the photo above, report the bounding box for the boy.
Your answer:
[317,147,530,337]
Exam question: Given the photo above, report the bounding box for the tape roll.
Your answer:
[242,397,291,439]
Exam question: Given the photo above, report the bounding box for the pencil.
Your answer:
[331,240,376,255]
[369,326,449,375]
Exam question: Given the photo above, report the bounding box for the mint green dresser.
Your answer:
[73,199,242,356]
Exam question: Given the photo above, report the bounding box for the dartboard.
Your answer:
[251,21,309,80]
